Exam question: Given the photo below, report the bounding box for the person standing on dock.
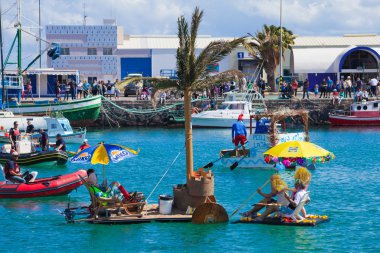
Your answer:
[232,114,247,156]
[64,81,70,101]
[25,79,33,101]
[302,78,310,99]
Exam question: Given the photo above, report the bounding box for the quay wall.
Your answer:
[97,98,355,127]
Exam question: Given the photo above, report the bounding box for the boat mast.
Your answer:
[279,0,283,91]
[0,2,5,108]
[38,0,41,68]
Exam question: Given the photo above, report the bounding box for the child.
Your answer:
[314,84,319,98]
[332,89,339,105]
[115,87,120,100]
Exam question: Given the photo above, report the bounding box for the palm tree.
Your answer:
[245,25,295,90]
[118,7,245,185]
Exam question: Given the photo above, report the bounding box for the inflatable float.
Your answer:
[0,170,87,198]
[236,215,329,226]
[0,150,68,166]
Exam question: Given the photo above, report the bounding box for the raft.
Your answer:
[236,215,329,226]
[0,150,68,166]
[0,170,87,198]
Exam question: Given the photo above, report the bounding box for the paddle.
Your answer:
[229,179,270,219]
[230,150,249,170]
[203,141,249,169]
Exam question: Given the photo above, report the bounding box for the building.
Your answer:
[45,22,380,91]
[291,34,380,86]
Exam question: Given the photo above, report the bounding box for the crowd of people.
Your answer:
[54,78,121,101]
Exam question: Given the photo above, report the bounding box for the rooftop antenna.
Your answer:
[83,1,87,26]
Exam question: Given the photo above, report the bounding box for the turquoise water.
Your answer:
[0,127,379,252]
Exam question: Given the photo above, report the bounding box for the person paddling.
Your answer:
[3,152,38,183]
[77,139,90,153]
[232,114,247,156]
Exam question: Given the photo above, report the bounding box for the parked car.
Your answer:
[124,83,138,97]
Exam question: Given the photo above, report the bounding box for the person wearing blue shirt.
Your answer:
[232,114,247,156]
[83,80,90,98]
[327,76,333,98]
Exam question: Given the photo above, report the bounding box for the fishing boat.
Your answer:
[220,109,309,169]
[6,95,102,127]
[329,100,380,126]
[0,169,87,198]
[0,139,68,166]
[0,111,86,143]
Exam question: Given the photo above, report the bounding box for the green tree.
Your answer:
[245,24,295,90]
[118,7,245,184]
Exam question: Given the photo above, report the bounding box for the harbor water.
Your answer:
[0,127,379,252]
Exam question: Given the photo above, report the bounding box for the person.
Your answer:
[355,88,363,102]
[39,129,49,151]
[291,78,298,97]
[56,80,61,101]
[320,79,327,98]
[326,76,333,98]
[83,80,90,98]
[254,181,308,221]
[314,84,319,98]
[369,77,378,97]
[210,97,215,109]
[64,81,70,101]
[9,121,20,150]
[344,76,352,98]
[160,91,166,104]
[77,139,90,153]
[332,89,340,105]
[242,174,288,218]
[232,114,247,156]
[77,80,84,99]
[55,134,66,152]
[3,152,38,183]
[92,80,98,96]
[302,78,309,99]
[115,87,121,100]
[26,120,34,134]
[25,79,33,100]
[86,169,132,201]
[69,79,76,100]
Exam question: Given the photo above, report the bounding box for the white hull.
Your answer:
[192,115,253,128]
[221,132,305,168]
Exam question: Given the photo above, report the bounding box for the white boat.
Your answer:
[220,110,309,169]
[192,92,267,128]
[0,111,86,144]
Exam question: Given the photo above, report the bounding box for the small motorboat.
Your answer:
[0,111,86,144]
[0,170,87,198]
[329,100,380,125]
[0,140,68,166]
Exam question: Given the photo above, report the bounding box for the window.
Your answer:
[103,48,113,55]
[87,77,97,84]
[374,103,378,108]
[61,48,70,55]
[87,48,97,55]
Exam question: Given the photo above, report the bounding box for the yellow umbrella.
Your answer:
[264,141,333,158]
[263,141,335,166]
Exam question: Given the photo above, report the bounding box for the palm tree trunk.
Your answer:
[184,87,193,185]
[265,64,276,91]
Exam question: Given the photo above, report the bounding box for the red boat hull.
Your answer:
[329,115,380,126]
[0,170,87,198]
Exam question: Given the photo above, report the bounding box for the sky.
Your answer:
[1,0,380,68]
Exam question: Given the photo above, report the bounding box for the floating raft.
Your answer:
[75,204,192,224]
[235,215,329,226]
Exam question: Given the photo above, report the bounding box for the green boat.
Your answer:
[7,95,102,126]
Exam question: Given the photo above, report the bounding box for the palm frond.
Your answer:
[191,70,245,91]
[116,77,178,91]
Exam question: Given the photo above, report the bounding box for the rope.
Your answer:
[145,143,186,203]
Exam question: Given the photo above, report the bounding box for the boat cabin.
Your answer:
[45,118,74,136]
[350,101,380,117]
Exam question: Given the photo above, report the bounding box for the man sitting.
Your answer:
[3,152,38,183]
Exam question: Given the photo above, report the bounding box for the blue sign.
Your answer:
[237,52,244,59]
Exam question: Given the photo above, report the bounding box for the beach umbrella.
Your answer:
[70,142,139,177]
[263,140,335,167]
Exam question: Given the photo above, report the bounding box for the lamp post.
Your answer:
[279,0,283,79]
